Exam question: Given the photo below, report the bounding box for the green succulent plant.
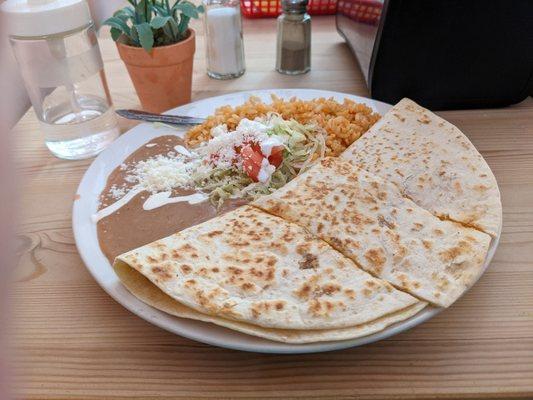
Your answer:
[103,0,204,53]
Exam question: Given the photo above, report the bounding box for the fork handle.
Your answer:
[116,109,206,126]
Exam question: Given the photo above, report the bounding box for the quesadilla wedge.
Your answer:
[115,206,422,330]
[115,261,427,343]
[341,98,502,238]
[253,158,491,307]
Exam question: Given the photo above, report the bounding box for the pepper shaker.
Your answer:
[276,0,311,75]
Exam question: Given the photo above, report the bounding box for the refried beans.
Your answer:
[97,135,246,262]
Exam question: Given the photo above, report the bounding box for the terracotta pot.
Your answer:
[116,29,196,113]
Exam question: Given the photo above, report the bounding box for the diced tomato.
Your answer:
[268,146,284,168]
[240,145,264,182]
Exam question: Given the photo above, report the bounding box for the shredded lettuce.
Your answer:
[191,114,326,207]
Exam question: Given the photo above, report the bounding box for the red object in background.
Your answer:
[337,0,382,25]
[241,0,337,17]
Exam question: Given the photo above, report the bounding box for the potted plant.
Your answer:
[103,0,203,113]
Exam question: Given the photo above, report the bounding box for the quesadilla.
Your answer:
[115,261,427,343]
[115,206,423,331]
[253,158,492,307]
[341,98,502,238]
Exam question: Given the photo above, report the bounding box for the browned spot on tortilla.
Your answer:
[180,264,192,274]
[227,266,243,275]
[251,307,260,319]
[422,240,433,250]
[207,230,223,238]
[241,282,254,291]
[411,222,424,231]
[362,287,372,297]
[364,248,386,274]
[250,267,263,278]
[296,243,311,255]
[299,253,319,270]
[393,113,405,122]
[433,228,444,236]
[344,288,356,299]
[294,277,316,299]
[171,250,181,260]
[266,268,275,281]
[363,195,377,204]
[329,237,344,249]
[267,257,277,267]
[151,266,172,281]
[299,283,312,299]
[275,301,285,311]
[179,243,194,252]
[439,240,471,263]
[321,283,341,296]
[474,184,489,193]
[465,235,479,243]
[308,299,330,316]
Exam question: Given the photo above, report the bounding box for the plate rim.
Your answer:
[72,88,501,354]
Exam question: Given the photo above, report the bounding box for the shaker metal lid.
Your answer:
[281,0,308,13]
[0,0,92,37]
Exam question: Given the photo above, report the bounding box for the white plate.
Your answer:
[73,89,500,354]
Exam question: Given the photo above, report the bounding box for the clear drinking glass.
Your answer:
[203,0,246,79]
[9,23,119,160]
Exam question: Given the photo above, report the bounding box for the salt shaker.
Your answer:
[202,0,246,79]
[276,0,311,75]
[1,0,119,160]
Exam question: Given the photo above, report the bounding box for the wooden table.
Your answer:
[11,17,533,400]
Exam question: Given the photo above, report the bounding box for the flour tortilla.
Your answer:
[115,261,427,343]
[341,98,502,238]
[253,158,492,307]
[115,206,421,330]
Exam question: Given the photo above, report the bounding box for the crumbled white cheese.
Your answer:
[211,124,228,137]
[109,184,127,199]
[124,153,198,193]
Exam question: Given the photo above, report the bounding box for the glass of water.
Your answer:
[4,0,119,160]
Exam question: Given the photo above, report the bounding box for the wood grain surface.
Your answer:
[10,17,533,400]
